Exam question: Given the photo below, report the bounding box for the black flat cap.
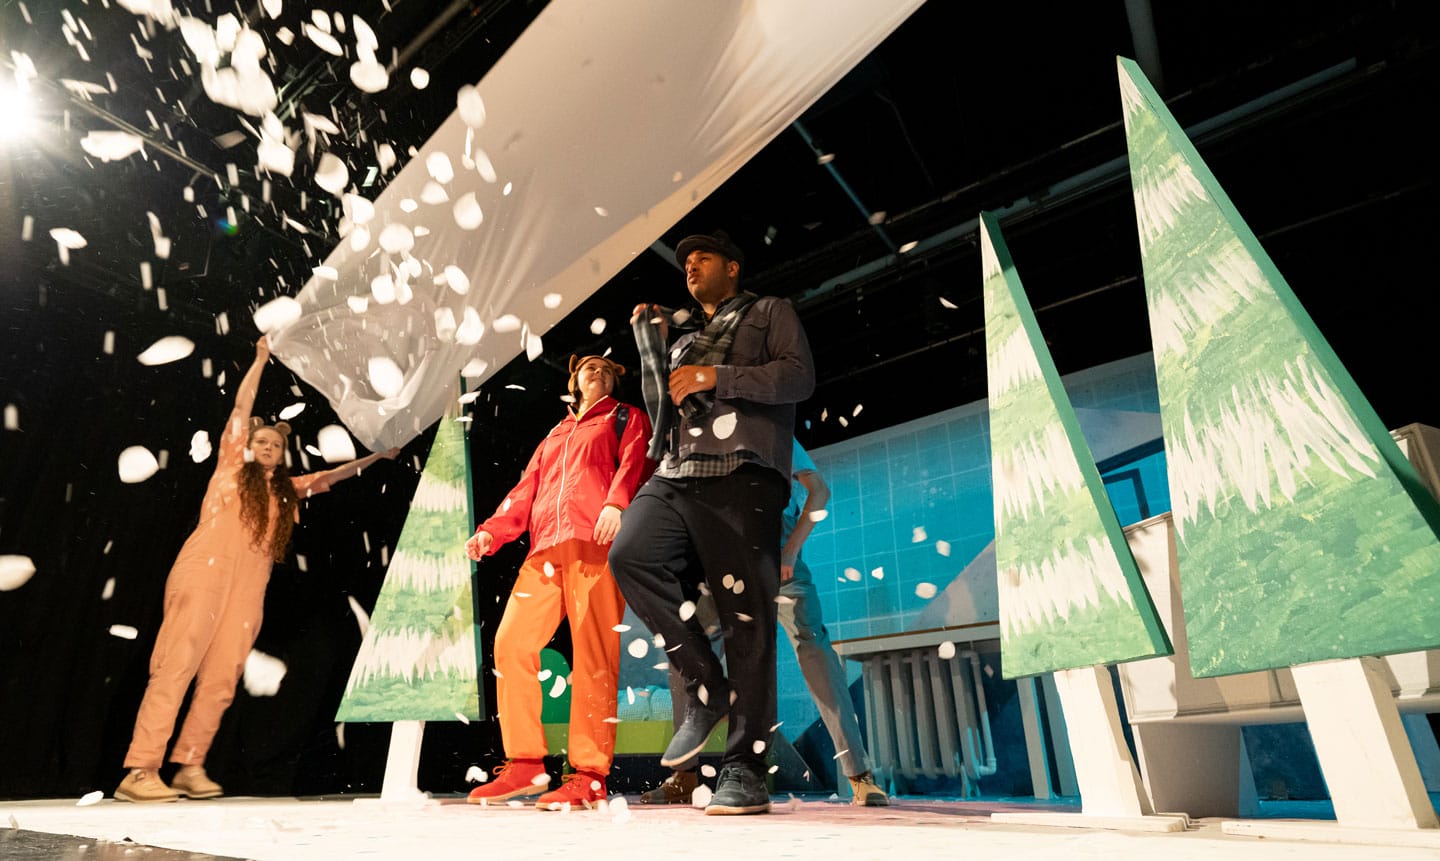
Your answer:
[674,230,745,268]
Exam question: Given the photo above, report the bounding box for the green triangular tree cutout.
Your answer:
[335,408,483,721]
[1119,55,1440,678]
[982,211,1172,679]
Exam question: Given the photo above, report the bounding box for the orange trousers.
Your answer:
[124,554,269,769]
[493,539,624,774]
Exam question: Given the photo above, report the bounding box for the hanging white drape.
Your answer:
[269,0,926,451]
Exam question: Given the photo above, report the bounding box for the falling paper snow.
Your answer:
[118,446,160,483]
[109,624,139,640]
[189,430,213,463]
[136,335,195,366]
[317,425,357,462]
[0,556,37,591]
[243,649,287,696]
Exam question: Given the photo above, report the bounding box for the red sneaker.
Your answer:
[466,760,550,804]
[535,771,607,811]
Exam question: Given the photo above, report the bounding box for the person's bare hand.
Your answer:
[256,336,271,360]
[780,549,798,583]
[465,530,493,561]
[668,365,716,405]
[593,505,623,546]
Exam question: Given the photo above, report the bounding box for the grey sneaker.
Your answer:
[661,694,727,768]
[704,763,770,815]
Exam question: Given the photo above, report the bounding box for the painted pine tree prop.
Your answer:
[335,410,483,721]
[982,211,1171,679]
[1119,56,1440,678]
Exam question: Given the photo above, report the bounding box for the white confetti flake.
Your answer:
[492,314,521,334]
[101,577,115,600]
[20,215,33,242]
[626,638,649,659]
[4,404,19,430]
[303,23,343,56]
[410,68,430,89]
[712,412,737,440]
[461,358,489,379]
[548,675,567,698]
[76,791,103,807]
[935,540,951,557]
[349,59,388,93]
[443,265,471,296]
[80,131,144,162]
[313,265,338,281]
[843,567,862,582]
[542,293,562,310]
[752,740,767,755]
[253,296,302,333]
[807,509,829,523]
[377,223,414,255]
[368,356,404,398]
[454,711,470,725]
[453,192,482,230]
[938,641,957,660]
[612,623,631,633]
[314,153,349,195]
[678,600,696,621]
[692,784,713,808]
[117,446,159,483]
[132,335,192,365]
[50,228,87,266]
[316,425,357,462]
[189,430,212,463]
[344,193,375,224]
[278,403,305,420]
[912,526,927,543]
[426,152,455,184]
[870,567,884,580]
[915,582,938,599]
[589,318,606,335]
[420,181,449,204]
[0,556,37,591]
[370,275,396,304]
[346,295,370,314]
[853,403,864,417]
[346,595,371,636]
[102,332,115,355]
[473,148,497,183]
[242,649,287,696]
[456,85,486,127]
[940,296,958,309]
[466,766,487,784]
[108,624,139,640]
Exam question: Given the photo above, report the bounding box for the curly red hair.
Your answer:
[239,421,299,562]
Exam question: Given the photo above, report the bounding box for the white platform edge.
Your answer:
[1221,819,1440,848]
[990,811,1190,833]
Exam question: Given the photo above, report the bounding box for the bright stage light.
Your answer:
[0,84,33,140]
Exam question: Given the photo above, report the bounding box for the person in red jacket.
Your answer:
[464,354,654,810]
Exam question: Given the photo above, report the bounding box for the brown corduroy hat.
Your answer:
[567,354,625,398]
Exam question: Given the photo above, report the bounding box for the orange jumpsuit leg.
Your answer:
[170,564,268,765]
[493,552,567,760]
[559,541,625,775]
[123,563,230,769]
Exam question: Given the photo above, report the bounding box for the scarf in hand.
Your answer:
[632,291,757,462]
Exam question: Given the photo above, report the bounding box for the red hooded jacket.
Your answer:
[479,395,655,557]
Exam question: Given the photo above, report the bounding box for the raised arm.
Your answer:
[310,447,401,488]
[224,337,271,445]
[781,467,830,582]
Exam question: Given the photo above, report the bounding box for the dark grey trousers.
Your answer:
[608,464,788,772]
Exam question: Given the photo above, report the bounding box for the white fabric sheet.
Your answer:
[268,0,926,451]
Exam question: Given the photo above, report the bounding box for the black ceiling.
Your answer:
[4,0,1440,450]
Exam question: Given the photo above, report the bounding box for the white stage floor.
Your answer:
[3,794,1439,861]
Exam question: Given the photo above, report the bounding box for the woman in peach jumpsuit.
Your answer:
[115,337,399,803]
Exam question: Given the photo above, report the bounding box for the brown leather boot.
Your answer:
[114,768,179,803]
[171,764,224,799]
[639,769,698,804]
